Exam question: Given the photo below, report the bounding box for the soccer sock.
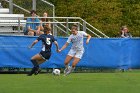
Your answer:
[64,64,69,74]
[31,59,39,69]
[28,60,39,75]
[31,59,39,71]
[71,66,75,72]
[65,66,75,75]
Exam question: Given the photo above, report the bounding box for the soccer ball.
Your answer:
[52,69,60,75]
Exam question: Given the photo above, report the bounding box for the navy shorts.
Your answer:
[39,51,51,60]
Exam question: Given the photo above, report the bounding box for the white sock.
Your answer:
[66,67,75,75]
[71,67,75,72]
[65,64,68,69]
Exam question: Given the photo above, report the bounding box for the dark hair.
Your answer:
[72,24,78,30]
[43,26,51,32]
[72,24,78,28]
[30,10,37,15]
[120,25,127,30]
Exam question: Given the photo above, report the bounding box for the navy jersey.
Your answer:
[37,34,56,52]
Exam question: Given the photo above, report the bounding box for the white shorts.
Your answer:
[68,49,84,59]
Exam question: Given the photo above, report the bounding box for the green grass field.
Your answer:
[0,72,140,93]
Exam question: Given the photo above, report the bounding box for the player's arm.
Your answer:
[86,34,91,44]
[54,41,59,52]
[29,40,39,48]
[58,35,71,52]
[59,42,69,52]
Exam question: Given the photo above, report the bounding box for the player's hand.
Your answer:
[28,46,32,49]
[57,49,61,53]
[86,40,89,44]
[56,49,59,53]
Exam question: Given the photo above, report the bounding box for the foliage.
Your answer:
[47,0,140,37]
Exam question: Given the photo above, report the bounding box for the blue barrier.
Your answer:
[0,35,140,69]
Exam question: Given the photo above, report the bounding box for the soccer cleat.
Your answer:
[64,66,71,74]
[65,67,72,75]
[27,73,33,76]
[34,69,41,75]
[27,67,37,76]
[27,72,35,76]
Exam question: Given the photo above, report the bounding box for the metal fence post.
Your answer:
[66,18,69,34]
[53,5,55,19]
[83,21,86,32]
[52,5,55,36]
[54,23,57,36]
[18,18,20,34]
[9,0,13,14]
[78,22,80,31]
[32,0,36,11]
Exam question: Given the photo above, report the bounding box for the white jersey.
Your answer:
[67,31,88,51]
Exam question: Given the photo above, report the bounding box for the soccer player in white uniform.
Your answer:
[58,24,91,75]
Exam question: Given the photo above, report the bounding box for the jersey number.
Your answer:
[46,38,51,45]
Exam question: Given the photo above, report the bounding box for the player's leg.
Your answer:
[64,55,73,74]
[64,55,73,67]
[72,57,81,68]
[37,51,51,65]
[33,51,51,75]
[33,56,47,75]
[65,57,80,75]
[27,54,43,76]
[64,49,76,74]
[37,59,46,64]
[65,50,84,75]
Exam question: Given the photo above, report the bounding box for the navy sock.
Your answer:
[31,59,39,68]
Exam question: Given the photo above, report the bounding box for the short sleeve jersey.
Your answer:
[67,31,88,51]
[37,34,57,52]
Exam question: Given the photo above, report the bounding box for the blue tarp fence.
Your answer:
[0,35,140,69]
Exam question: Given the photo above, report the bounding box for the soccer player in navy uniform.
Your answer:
[27,27,59,76]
